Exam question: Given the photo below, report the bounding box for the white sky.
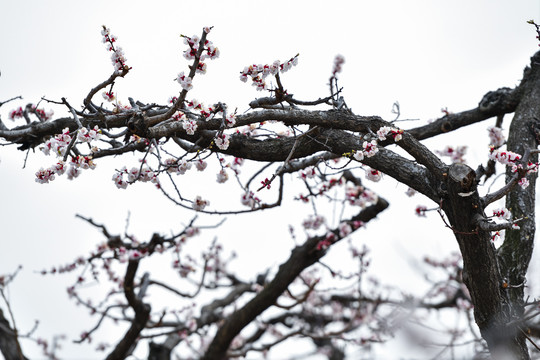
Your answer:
[1,1,539,359]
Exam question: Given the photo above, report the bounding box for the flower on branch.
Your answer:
[195,159,207,171]
[492,208,511,220]
[365,168,382,182]
[112,168,128,189]
[192,196,209,211]
[518,177,530,189]
[77,126,101,143]
[415,205,427,217]
[362,140,379,158]
[299,166,316,179]
[102,91,115,102]
[35,168,55,184]
[176,71,193,91]
[8,107,23,120]
[331,54,345,79]
[377,126,403,142]
[260,177,271,189]
[214,133,230,150]
[437,145,467,163]
[487,126,505,147]
[183,119,198,135]
[302,215,326,230]
[488,148,521,165]
[216,169,229,183]
[339,222,352,238]
[240,191,260,208]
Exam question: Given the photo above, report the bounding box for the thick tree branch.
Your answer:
[202,196,389,359]
[105,260,150,360]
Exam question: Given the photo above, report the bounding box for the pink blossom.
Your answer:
[362,140,378,158]
[353,150,364,161]
[225,113,236,127]
[302,215,326,230]
[8,107,24,120]
[195,159,207,171]
[487,126,505,147]
[365,168,382,182]
[339,222,352,238]
[112,170,128,189]
[216,169,228,183]
[192,196,209,211]
[177,160,192,175]
[489,149,521,165]
[415,205,427,217]
[241,191,260,208]
[437,145,467,163]
[183,119,198,135]
[518,177,530,189]
[176,71,193,91]
[35,168,55,184]
[215,133,230,150]
[129,250,143,260]
[492,207,511,220]
[102,91,115,102]
[299,167,316,179]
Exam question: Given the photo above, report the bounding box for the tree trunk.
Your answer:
[442,164,529,359]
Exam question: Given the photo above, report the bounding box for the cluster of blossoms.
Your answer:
[298,166,317,179]
[164,158,192,175]
[36,127,100,183]
[492,207,511,220]
[240,190,260,208]
[488,148,522,165]
[112,165,159,189]
[437,145,467,163]
[101,26,128,72]
[35,158,88,184]
[351,126,402,163]
[316,220,364,251]
[176,71,193,91]
[214,133,231,150]
[353,140,378,161]
[239,54,299,90]
[9,105,54,122]
[176,28,219,92]
[376,126,403,142]
[216,169,228,183]
[487,126,505,147]
[330,54,345,79]
[345,186,378,208]
[182,29,219,61]
[172,100,236,139]
[488,147,538,189]
[302,215,326,231]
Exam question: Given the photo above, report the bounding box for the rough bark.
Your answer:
[496,51,540,358]
[0,308,27,360]
[441,164,528,359]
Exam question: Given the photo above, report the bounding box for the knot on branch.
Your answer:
[127,113,148,137]
[478,87,513,113]
[448,163,477,192]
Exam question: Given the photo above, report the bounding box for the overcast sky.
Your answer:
[1,1,539,359]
